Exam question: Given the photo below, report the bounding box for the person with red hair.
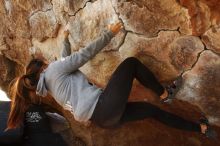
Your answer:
[7,22,215,142]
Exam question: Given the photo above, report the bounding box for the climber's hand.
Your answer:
[64,30,70,39]
[108,22,123,35]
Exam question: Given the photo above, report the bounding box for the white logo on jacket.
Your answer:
[26,112,42,123]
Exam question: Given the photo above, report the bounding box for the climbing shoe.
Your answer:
[161,75,183,103]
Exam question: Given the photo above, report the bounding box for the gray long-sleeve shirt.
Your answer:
[36,30,114,122]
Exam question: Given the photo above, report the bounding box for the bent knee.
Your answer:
[123,57,140,65]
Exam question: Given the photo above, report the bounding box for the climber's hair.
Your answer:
[6,58,47,130]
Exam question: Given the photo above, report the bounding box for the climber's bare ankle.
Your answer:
[200,124,207,134]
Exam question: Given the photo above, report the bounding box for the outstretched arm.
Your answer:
[57,22,123,73]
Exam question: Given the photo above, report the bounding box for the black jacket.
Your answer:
[23,104,67,146]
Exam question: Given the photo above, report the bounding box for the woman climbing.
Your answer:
[7,22,215,138]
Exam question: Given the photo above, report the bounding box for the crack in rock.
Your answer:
[67,0,92,17]
[30,0,53,18]
[155,27,181,36]
[182,49,205,76]
[110,0,128,51]
[28,7,53,19]
[125,27,182,38]
[181,34,212,75]
[189,35,220,73]
[110,0,182,39]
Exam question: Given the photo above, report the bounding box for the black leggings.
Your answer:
[91,57,200,132]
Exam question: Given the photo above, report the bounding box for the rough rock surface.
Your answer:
[179,0,220,36]
[202,26,220,54]
[0,0,220,146]
[29,10,59,41]
[119,31,204,81]
[112,0,192,37]
[178,50,220,125]
[68,0,126,51]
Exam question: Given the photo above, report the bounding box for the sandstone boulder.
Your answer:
[179,0,220,35]
[178,50,220,126]
[202,26,220,54]
[119,31,204,81]
[68,0,126,52]
[0,0,220,145]
[29,10,59,41]
[112,0,192,37]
